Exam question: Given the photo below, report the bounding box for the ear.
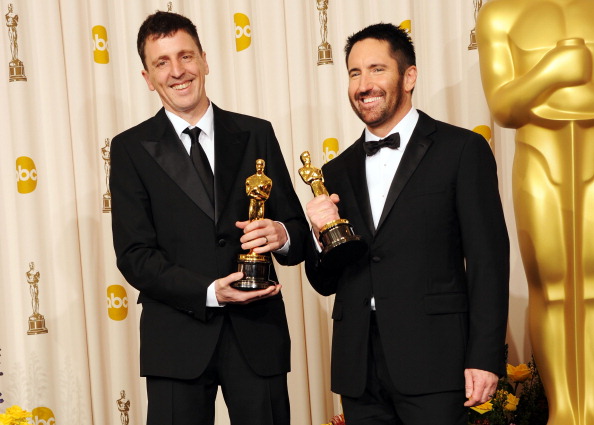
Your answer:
[141,69,155,91]
[403,65,417,93]
[201,50,210,76]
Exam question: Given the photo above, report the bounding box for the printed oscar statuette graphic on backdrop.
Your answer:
[167,2,173,12]
[26,262,48,335]
[102,138,111,213]
[468,0,482,50]
[117,390,130,425]
[5,4,26,82]
[316,0,333,65]
[232,159,276,290]
[299,151,367,268]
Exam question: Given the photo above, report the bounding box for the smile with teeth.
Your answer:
[172,81,191,90]
[362,96,382,104]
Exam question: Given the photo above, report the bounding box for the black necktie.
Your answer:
[363,133,401,156]
[183,127,214,205]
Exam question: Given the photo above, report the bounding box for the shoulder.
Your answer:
[112,113,162,145]
[213,104,273,132]
[418,110,485,146]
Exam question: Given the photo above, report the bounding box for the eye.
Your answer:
[349,71,361,79]
[182,54,193,62]
[372,67,384,73]
[156,60,167,68]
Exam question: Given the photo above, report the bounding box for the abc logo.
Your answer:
[16,156,37,194]
[234,13,251,52]
[322,138,339,164]
[107,285,128,321]
[92,25,109,64]
[473,125,492,143]
[31,407,56,425]
[399,20,412,34]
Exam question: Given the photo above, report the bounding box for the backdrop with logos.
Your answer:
[1,1,528,424]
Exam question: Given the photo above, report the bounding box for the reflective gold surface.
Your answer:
[477,1,594,423]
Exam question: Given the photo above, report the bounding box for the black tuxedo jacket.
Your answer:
[306,110,509,397]
[110,104,308,379]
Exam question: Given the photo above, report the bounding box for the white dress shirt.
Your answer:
[365,107,419,309]
[164,102,289,307]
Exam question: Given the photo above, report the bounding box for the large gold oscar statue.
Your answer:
[477,1,594,424]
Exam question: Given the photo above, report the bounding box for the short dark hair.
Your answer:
[344,23,416,75]
[137,11,202,69]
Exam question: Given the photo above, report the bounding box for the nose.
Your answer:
[170,59,185,78]
[357,72,373,93]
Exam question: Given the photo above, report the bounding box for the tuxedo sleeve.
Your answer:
[110,134,212,322]
[457,133,510,376]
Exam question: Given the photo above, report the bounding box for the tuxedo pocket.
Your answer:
[424,292,468,315]
[332,300,343,321]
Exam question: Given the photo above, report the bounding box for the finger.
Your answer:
[464,369,474,399]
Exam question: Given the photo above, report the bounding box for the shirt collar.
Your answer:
[364,107,419,148]
[164,102,215,140]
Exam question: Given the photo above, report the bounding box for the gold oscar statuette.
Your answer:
[299,151,367,268]
[102,138,111,213]
[316,0,333,65]
[6,4,26,82]
[26,262,48,335]
[477,1,594,423]
[232,159,276,290]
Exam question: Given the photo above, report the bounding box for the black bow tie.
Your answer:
[363,133,401,156]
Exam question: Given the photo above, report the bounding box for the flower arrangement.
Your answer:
[322,413,345,425]
[468,354,549,425]
[0,406,32,425]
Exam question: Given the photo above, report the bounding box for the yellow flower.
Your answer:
[470,400,493,414]
[505,393,520,411]
[0,406,32,425]
[507,363,532,382]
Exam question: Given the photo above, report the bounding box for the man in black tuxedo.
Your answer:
[110,11,308,425]
[304,23,509,425]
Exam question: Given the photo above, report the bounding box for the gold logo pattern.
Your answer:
[316,0,333,65]
[107,285,129,321]
[117,390,131,425]
[322,137,339,164]
[16,156,37,194]
[468,0,482,50]
[6,4,26,82]
[92,25,109,64]
[234,13,252,52]
[31,406,56,425]
[102,138,111,213]
[26,262,48,335]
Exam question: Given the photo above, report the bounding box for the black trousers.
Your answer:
[341,312,467,425]
[146,314,290,425]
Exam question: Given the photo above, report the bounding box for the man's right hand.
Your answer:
[305,193,341,238]
[215,271,281,304]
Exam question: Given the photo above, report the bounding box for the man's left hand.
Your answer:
[463,368,499,406]
[236,219,287,254]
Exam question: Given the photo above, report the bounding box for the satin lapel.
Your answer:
[140,109,215,220]
[345,134,375,235]
[213,105,249,224]
[376,112,435,231]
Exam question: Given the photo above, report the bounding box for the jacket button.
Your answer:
[372,256,381,263]
[218,239,226,247]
